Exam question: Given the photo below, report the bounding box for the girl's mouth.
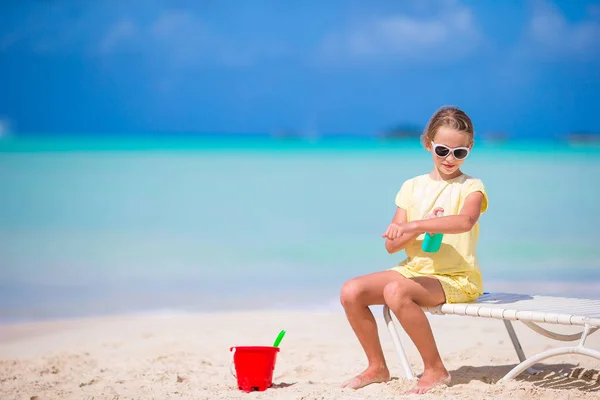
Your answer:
[442,163,454,169]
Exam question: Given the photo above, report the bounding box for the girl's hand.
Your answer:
[382,223,405,240]
[423,207,444,235]
[424,207,444,220]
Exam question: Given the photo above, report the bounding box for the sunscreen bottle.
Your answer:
[421,210,444,252]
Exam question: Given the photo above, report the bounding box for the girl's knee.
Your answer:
[340,278,366,306]
[383,280,412,306]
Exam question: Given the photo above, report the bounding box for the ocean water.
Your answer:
[1,137,599,322]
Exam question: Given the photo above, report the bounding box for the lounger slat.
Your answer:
[465,307,482,317]
[477,307,493,318]
[529,311,549,323]
[586,317,600,326]
[501,309,518,320]
[490,308,505,319]
[541,313,559,324]
[561,315,577,324]
[516,311,533,321]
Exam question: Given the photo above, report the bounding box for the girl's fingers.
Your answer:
[384,224,404,239]
[383,226,391,238]
[432,207,444,216]
[424,207,444,220]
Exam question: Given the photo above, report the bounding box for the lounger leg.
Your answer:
[501,324,600,381]
[383,305,415,380]
[503,320,526,362]
[503,320,543,375]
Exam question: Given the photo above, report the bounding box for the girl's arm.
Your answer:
[403,191,484,236]
[383,207,419,254]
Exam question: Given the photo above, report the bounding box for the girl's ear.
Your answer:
[469,140,475,150]
[422,135,432,151]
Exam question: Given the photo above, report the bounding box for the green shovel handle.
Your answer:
[273,330,286,347]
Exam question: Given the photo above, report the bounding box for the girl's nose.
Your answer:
[446,153,456,162]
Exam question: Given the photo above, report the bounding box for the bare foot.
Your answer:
[409,368,451,395]
[341,366,390,389]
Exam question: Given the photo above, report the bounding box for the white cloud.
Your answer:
[317,3,480,64]
[96,10,290,68]
[98,19,138,54]
[148,11,208,66]
[149,11,292,67]
[95,11,213,67]
[525,0,600,59]
[151,10,200,39]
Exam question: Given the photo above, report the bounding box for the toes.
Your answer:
[341,369,391,391]
[340,378,353,388]
[409,386,429,395]
[340,377,359,390]
[408,376,451,395]
[342,376,387,390]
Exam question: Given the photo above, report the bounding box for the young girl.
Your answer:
[340,106,488,395]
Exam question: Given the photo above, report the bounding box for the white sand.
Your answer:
[1,308,599,399]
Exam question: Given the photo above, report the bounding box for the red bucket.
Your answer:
[230,346,280,392]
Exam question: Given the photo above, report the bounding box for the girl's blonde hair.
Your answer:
[422,106,474,146]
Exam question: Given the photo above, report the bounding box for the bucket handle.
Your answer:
[229,347,236,378]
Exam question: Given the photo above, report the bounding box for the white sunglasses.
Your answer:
[431,141,470,160]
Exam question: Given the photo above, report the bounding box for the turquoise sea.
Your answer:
[1,137,599,322]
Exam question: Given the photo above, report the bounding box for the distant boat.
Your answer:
[378,124,422,141]
[566,132,600,145]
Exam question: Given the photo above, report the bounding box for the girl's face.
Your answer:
[426,126,473,178]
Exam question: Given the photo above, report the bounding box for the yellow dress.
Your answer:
[390,173,488,303]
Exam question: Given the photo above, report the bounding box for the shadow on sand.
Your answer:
[448,363,599,392]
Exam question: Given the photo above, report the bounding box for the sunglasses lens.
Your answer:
[454,149,469,160]
[434,146,450,157]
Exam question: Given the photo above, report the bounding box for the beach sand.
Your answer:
[1,308,599,399]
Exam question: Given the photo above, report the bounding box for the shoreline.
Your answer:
[2,135,600,155]
[2,279,600,326]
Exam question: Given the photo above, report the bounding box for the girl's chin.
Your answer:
[437,166,461,177]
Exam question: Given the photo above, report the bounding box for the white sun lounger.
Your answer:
[383,292,600,381]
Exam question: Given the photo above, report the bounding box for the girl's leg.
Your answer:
[382,276,449,394]
[339,270,406,389]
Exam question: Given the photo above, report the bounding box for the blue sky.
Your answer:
[0,0,599,138]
